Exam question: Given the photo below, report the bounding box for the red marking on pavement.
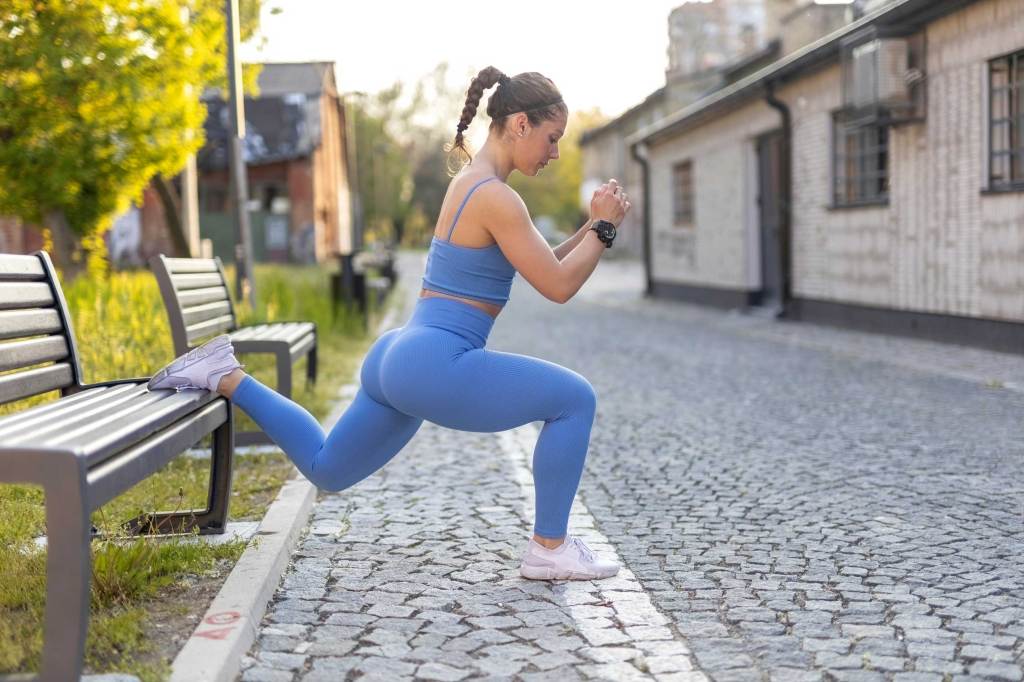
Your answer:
[194,626,235,640]
[204,611,241,625]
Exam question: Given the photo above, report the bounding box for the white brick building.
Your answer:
[630,0,1024,352]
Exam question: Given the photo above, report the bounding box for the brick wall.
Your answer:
[783,0,1024,322]
[648,100,780,290]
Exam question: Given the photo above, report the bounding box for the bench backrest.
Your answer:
[149,255,238,355]
[0,252,84,406]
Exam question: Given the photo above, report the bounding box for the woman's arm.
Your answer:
[486,182,627,304]
[553,219,594,262]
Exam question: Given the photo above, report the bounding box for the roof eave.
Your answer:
[627,0,979,148]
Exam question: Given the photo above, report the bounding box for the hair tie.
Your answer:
[498,74,511,88]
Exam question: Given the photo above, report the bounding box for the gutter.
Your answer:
[630,141,653,297]
[763,82,792,318]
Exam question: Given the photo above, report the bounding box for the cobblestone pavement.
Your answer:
[241,254,1023,681]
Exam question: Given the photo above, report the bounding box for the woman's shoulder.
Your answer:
[449,170,518,205]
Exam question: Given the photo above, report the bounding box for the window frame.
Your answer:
[831,112,890,208]
[671,159,695,228]
[987,48,1024,193]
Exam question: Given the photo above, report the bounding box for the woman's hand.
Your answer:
[590,178,631,227]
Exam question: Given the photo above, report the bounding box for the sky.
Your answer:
[240,0,693,120]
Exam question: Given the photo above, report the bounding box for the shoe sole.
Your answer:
[147,334,233,391]
[519,565,620,581]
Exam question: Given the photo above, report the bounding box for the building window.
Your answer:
[990,50,1024,191]
[833,114,889,206]
[672,160,694,227]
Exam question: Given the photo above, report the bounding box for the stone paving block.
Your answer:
[893,674,943,682]
[914,658,965,674]
[240,669,293,682]
[519,669,585,682]
[299,656,360,680]
[415,662,471,681]
[966,662,1024,680]
[254,651,306,671]
[768,669,824,682]
[577,662,652,681]
[643,654,696,673]
[654,673,711,682]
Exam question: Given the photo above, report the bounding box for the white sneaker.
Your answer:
[519,535,620,581]
[147,334,242,393]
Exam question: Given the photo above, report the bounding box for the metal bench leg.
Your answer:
[197,413,234,533]
[276,348,292,398]
[306,341,317,387]
[123,410,234,535]
[40,464,91,682]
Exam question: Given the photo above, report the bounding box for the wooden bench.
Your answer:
[0,251,235,682]
[149,254,318,447]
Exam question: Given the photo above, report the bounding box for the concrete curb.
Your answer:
[169,280,409,682]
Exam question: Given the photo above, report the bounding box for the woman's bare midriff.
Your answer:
[419,288,502,319]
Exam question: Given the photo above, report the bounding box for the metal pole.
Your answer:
[225,0,256,307]
[344,93,364,253]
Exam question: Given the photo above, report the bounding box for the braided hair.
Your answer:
[446,66,566,173]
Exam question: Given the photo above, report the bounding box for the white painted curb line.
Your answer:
[170,275,410,682]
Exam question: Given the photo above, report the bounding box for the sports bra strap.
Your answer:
[446,176,499,241]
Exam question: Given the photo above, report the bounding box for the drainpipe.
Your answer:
[763,81,792,317]
[630,141,653,297]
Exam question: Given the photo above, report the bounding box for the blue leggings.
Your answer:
[231,296,597,538]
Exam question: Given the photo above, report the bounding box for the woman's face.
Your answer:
[512,111,567,177]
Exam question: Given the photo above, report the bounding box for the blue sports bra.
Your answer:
[421,176,516,306]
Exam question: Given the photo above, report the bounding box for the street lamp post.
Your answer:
[225,0,256,307]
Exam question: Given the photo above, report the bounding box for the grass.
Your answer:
[0,260,390,680]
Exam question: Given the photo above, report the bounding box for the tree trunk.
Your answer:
[154,175,191,257]
[44,209,85,281]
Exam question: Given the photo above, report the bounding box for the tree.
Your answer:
[0,0,265,277]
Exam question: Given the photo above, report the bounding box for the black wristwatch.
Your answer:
[590,219,616,248]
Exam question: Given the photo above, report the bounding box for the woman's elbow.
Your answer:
[550,284,575,304]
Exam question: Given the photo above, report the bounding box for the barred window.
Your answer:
[833,114,889,206]
[990,50,1024,190]
[672,160,694,227]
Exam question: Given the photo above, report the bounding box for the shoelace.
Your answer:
[571,536,596,564]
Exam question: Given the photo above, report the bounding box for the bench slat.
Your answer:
[0,254,45,281]
[162,258,220,274]
[228,326,262,342]
[0,281,55,310]
[0,384,134,438]
[45,389,219,465]
[185,315,235,345]
[228,322,314,348]
[276,323,315,346]
[177,286,231,308]
[0,309,63,340]
[0,363,74,405]
[0,336,69,372]
[181,301,233,328]
[172,273,223,291]
[3,384,155,445]
[249,325,281,341]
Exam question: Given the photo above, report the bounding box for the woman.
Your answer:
[148,66,630,581]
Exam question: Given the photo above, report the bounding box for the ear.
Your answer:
[511,112,529,137]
